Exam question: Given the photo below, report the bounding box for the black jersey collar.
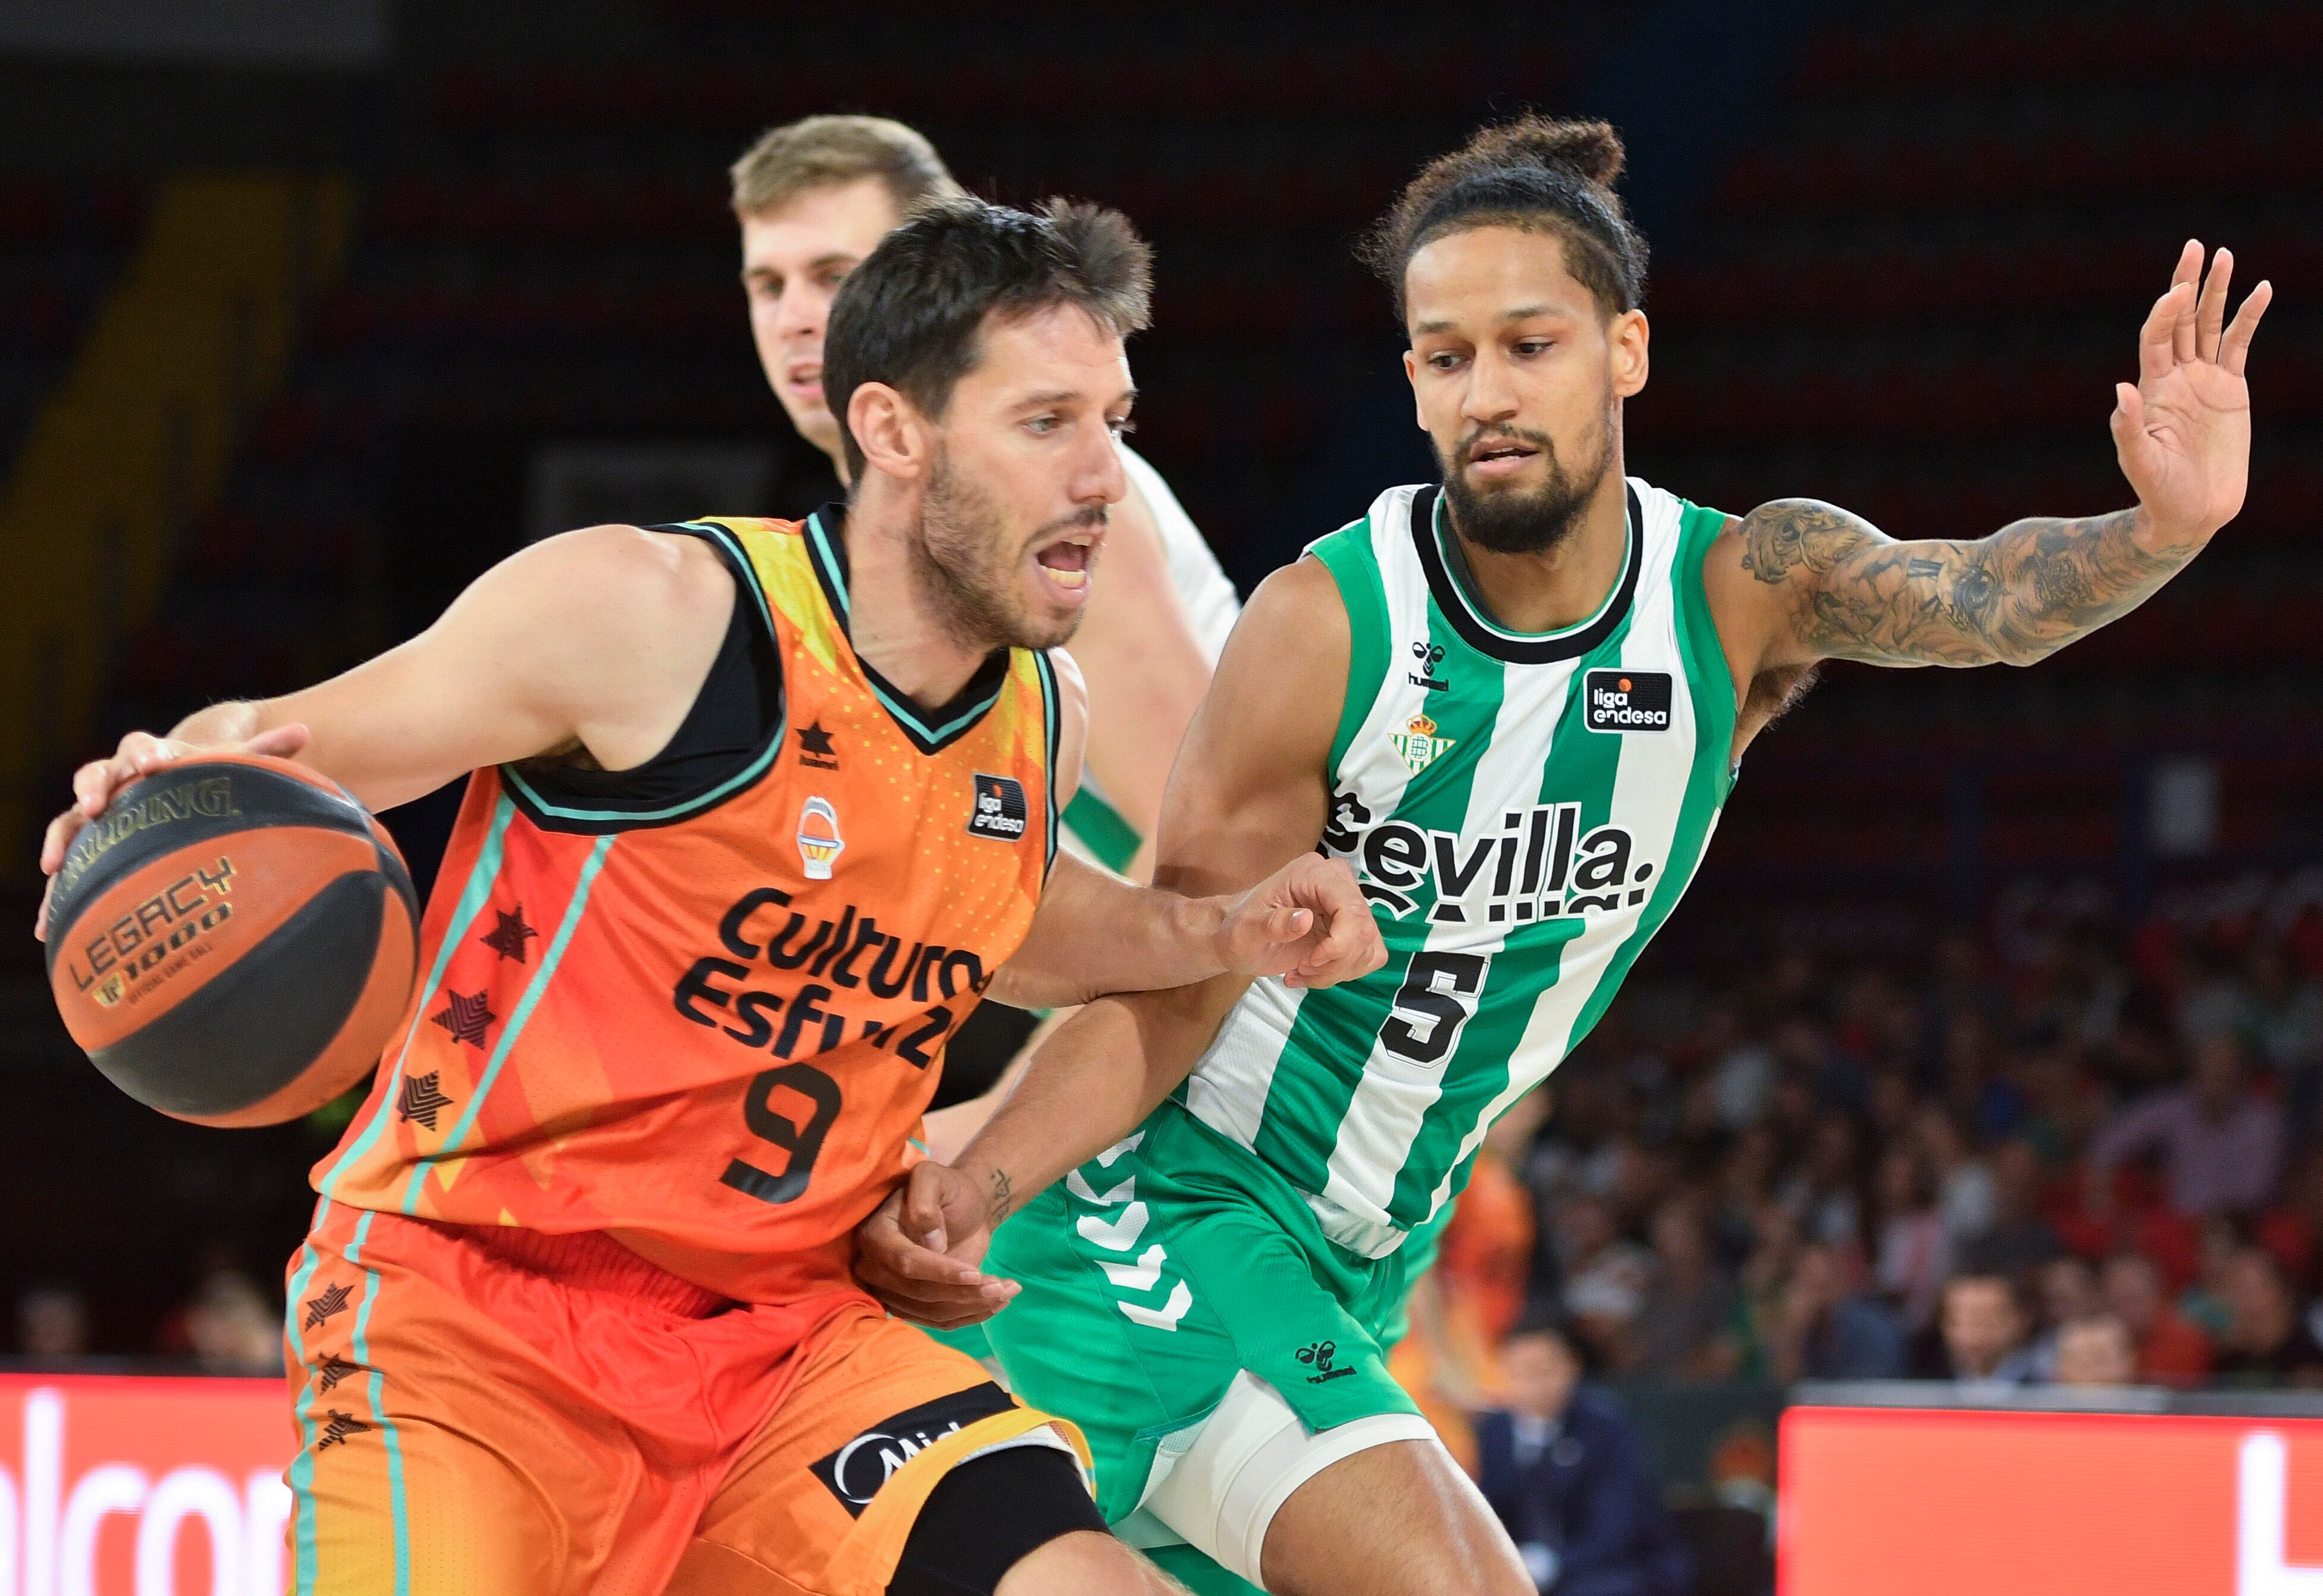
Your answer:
[1410,482,1643,665]
[805,504,1013,755]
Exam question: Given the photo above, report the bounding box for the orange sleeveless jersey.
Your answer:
[312,511,1061,1304]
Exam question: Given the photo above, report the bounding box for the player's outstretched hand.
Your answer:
[2111,240,2272,545]
[1214,853,1386,990]
[35,722,311,940]
[853,1161,1020,1330]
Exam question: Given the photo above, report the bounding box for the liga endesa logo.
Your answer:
[1781,1407,2323,1595]
[0,1375,290,1595]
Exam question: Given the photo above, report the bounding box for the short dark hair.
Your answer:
[1360,114,1649,323]
[821,198,1153,480]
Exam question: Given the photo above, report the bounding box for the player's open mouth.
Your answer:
[1466,440,1540,480]
[1033,531,1101,596]
[784,360,823,400]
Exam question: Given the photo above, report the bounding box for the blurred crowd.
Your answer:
[1401,910,2323,1413]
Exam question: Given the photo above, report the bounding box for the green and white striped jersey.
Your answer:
[1179,477,1737,1258]
[1059,445,1241,874]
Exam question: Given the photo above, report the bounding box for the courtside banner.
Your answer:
[1781,1406,2323,1594]
[0,1374,289,1596]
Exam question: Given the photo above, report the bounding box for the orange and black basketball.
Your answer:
[43,752,418,1128]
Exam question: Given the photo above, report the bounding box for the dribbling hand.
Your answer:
[35,722,311,940]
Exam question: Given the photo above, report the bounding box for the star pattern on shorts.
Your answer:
[478,906,538,964]
[317,1409,371,1451]
[430,989,497,1049]
[303,1282,352,1331]
[315,1354,361,1393]
[397,1071,453,1130]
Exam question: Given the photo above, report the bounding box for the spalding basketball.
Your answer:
[43,753,418,1128]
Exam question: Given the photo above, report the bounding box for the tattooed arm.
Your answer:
[1715,242,2272,677]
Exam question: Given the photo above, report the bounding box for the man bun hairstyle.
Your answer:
[823,198,1153,480]
[728,113,966,218]
[1360,114,1649,323]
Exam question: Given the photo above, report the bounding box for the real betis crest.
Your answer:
[1388,712,1455,776]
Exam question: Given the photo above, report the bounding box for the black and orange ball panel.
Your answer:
[43,753,419,1127]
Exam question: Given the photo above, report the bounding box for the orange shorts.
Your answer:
[281,1201,1086,1596]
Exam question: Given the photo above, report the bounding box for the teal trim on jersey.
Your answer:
[499,732,785,825]
[1308,517,1389,782]
[1252,591,1505,1197]
[865,675,1006,749]
[345,1209,412,1595]
[805,509,851,617]
[1035,650,1063,872]
[1063,787,1141,874]
[500,523,788,825]
[1428,490,1631,643]
[399,833,616,1213]
[320,799,516,1200]
[1388,603,1637,1225]
[284,1202,331,1595]
[1673,500,1740,802]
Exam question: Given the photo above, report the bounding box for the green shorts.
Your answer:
[982,1099,1424,1587]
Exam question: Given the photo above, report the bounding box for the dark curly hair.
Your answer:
[1360,115,1649,323]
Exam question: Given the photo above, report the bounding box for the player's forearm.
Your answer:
[1745,499,2202,669]
[990,855,1230,1009]
[952,985,1223,1224]
[168,700,265,746]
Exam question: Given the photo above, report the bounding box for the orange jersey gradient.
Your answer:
[312,512,1060,1304]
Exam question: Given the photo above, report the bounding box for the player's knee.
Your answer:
[993,1529,1183,1595]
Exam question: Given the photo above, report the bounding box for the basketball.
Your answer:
[42,752,418,1128]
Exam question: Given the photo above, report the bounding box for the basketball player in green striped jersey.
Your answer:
[858,115,2274,1595]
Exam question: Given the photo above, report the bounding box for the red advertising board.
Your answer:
[0,1374,289,1596]
[1782,1405,2323,1595]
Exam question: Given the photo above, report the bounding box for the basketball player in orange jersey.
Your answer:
[36,199,1383,1595]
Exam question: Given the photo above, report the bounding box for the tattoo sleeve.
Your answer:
[1736,499,2197,668]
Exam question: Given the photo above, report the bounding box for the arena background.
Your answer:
[0,2,2316,1592]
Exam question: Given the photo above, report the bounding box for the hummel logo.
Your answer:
[303,1282,352,1331]
[316,1409,371,1451]
[1295,1340,1356,1384]
[315,1354,361,1393]
[397,1072,453,1130]
[430,989,497,1049]
[478,906,537,963]
[797,722,840,770]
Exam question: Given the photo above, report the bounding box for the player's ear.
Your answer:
[848,381,928,482]
[1610,308,1649,400]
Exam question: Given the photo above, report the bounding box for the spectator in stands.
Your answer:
[2213,1246,2323,1387]
[1632,1199,1735,1380]
[1474,1315,1696,1596]
[2052,1314,2141,1388]
[1703,1003,1775,1132]
[2180,1216,2243,1339]
[1925,1269,2039,1388]
[2027,1256,2102,1380]
[1780,1110,1867,1251]
[1557,1192,1654,1369]
[1912,1104,1996,1252]
[1771,1241,1906,1383]
[1980,1138,2064,1277]
[15,1284,87,1362]
[183,1268,283,1376]
[2100,1251,2211,1386]
[1871,1144,1949,1331]
[2087,1033,2287,1217]
[2247,940,2323,1134]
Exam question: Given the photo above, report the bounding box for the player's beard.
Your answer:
[1436,396,1616,558]
[916,447,1089,653]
